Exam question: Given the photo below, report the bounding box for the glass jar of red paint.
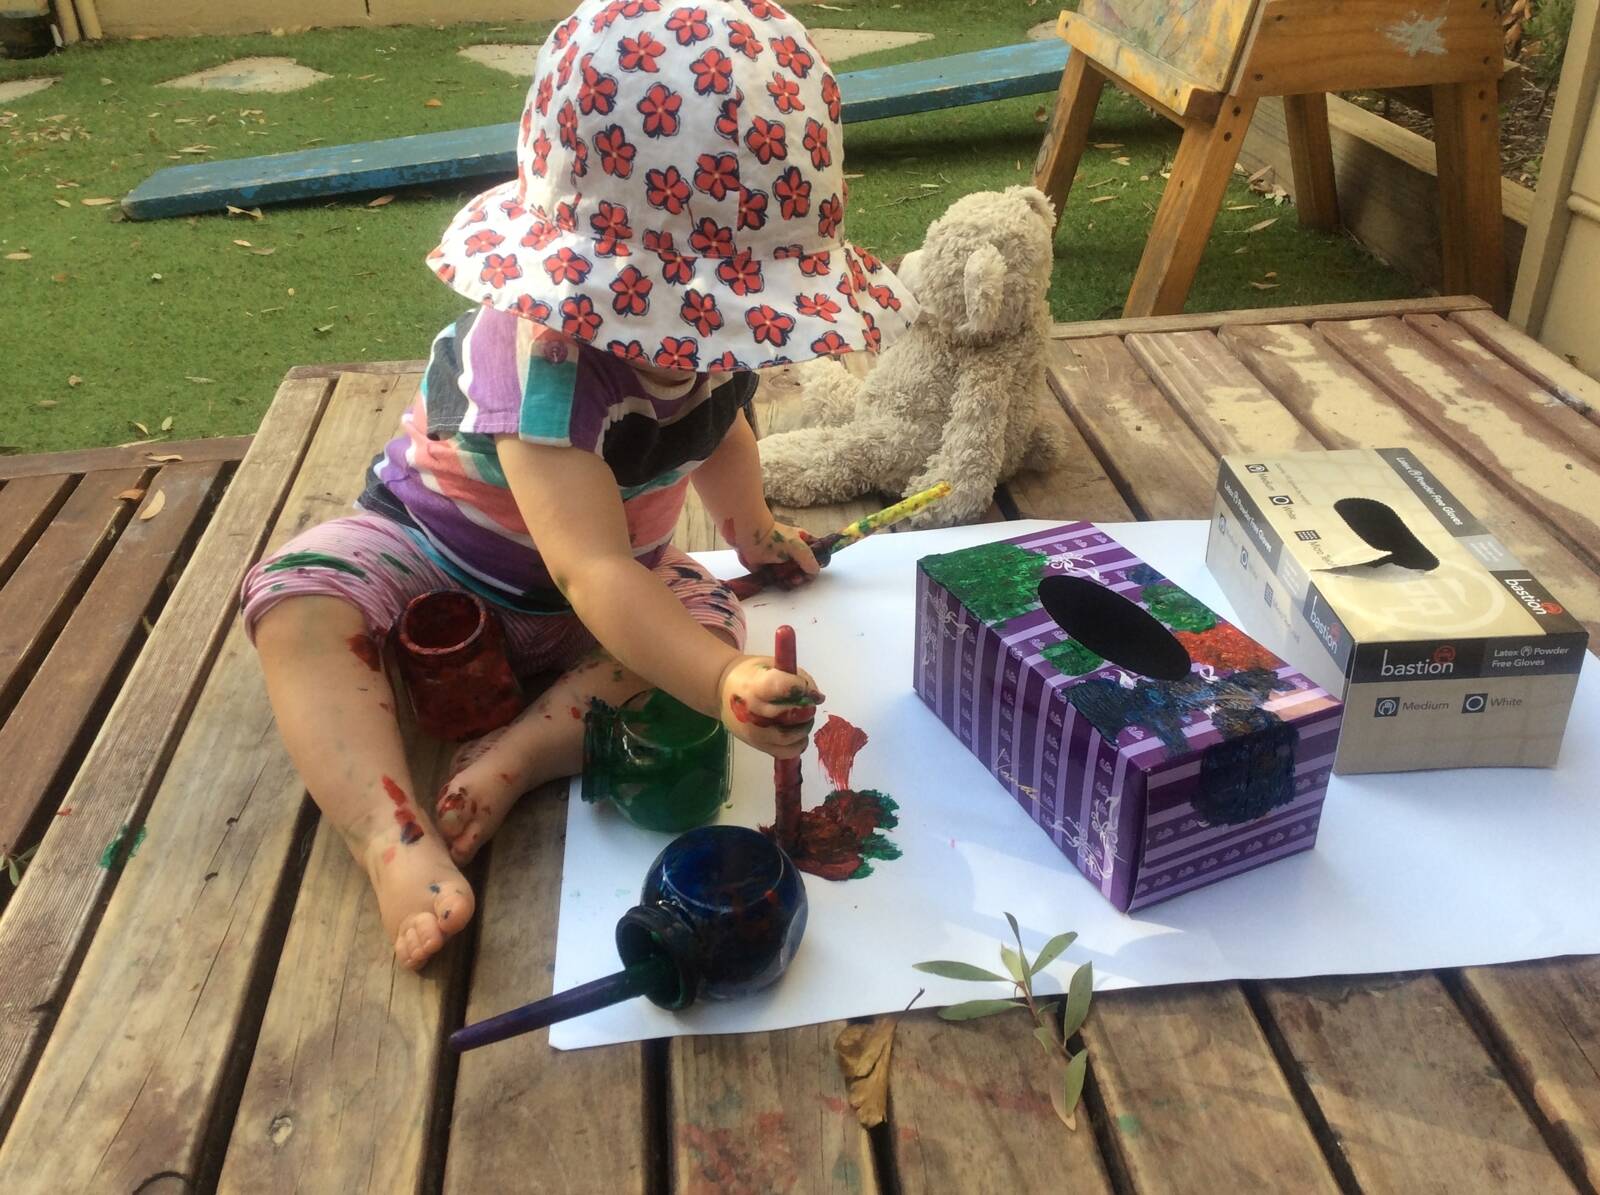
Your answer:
[583,690,730,832]
[394,590,523,741]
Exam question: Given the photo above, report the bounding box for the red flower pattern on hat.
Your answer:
[428,0,917,369]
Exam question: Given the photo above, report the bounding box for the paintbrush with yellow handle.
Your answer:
[727,482,953,599]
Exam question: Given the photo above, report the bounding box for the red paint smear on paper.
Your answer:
[382,774,426,845]
[1173,623,1284,674]
[785,790,896,881]
[347,632,381,671]
[814,715,868,790]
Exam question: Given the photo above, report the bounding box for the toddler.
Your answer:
[244,0,917,969]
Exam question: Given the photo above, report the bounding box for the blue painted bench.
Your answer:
[122,39,1069,220]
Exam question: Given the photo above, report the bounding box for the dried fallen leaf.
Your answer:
[250,247,276,256]
[53,198,71,208]
[834,1018,899,1128]
[130,420,149,436]
[36,400,59,409]
[424,97,443,108]
[367,194,396,207]
[1089,195,1117,204]
[226,204,264,220]
[315,323,334,334]
[1093,142,1123,150]
[81,197,118,206]
[67,374,83,387]
[52,272,69,282]
[146,453,184,463]
[1248,280,1280,290]
[139,490,166,520]
[160,416,174,432]
[1244,217,1278,234]
[3,252,30,261]
[185,376,214,384]
[115,487,146,502]
[1033,104,1047,122]
[1113,156,1131,166]
[150,273,164,282]
[1225,203,1257,211]
[232,238,253,248]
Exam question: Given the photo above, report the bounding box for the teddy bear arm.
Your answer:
[759,421,916,509]
[905,372,1013,527]
[796,357,866,427]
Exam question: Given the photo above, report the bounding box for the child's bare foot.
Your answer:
[363,813,475,971]
[434,728,538,866]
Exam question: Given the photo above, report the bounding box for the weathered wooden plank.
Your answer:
[1124,330,1323,455]
[999,378,1131,523]
[1451,308,1600,425]
[123,42,1070,219]
[1045,337,1219,519]
[1316,317,1600,568]
[1404,313,1600,463]
[0,468,143,724]
[1258,974,1578,1192]
[0,461,223,869]
[442,786,651,1195]
[891,1008,1112,1195]
[672,1025,877,1195]
[1078,0,1260,95]
[1051,294,1489,341]
[0,434,252,481]
[1221,320,1600,639]
[216,729,455,1195]
[1088,985,1340,1192]
[0,474,74,591]
[1456,959,1600,1189]
[0,374,332,1155]
[1058,10,1222,122]
[288,359,428,380]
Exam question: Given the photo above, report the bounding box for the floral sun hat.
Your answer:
[427,0,919,372]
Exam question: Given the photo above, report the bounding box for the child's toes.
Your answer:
[449,823,486,866]
[396,913,445,971]
[435,784,472,836]
[434,882,475,937]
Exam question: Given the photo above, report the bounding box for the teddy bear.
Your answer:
[759,184,1067,528]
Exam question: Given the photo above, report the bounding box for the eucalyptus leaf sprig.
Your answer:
[2,844,37,887]
[914,912,1094,1128]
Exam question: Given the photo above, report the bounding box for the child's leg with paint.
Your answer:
[243,517,474,971]
[436,549,748,864]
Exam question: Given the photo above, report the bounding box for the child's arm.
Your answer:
[498,437,820,758]
[691,409,820,583]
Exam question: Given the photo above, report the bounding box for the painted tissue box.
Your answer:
[914,523,1344,911]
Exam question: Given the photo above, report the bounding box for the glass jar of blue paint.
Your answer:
[617,825,809,1008]
[582,690,730,832]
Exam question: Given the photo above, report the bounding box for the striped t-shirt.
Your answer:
[361,307,752,611]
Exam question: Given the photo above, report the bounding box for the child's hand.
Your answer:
[717,655,825,759]
[728,515,821,589]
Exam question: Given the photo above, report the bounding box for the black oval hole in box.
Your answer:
[1334,497,1440,571]
[1037,576,1194,682]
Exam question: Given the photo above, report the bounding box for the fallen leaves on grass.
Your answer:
[80,197,117,206]
[185,376,214,384]
[424,98,443,108]
[4,252,30,261]
[1243,217,1279,234]
[1093,142,1123,149]
[36,400,58,409]
[160,416,174,432]
[250,247,276,256]
[130,420,149,436]
[1225,203,1257,211]
[139,490,166,521]
[67,374,82,387]
[315,323,334,334]
[53,198,70,208]
[232,238,254,247]
[226,204,264,220]
[367,194,396,207]
[1089,195,1117,204]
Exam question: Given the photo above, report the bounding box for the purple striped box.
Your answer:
[914,523,1344,912]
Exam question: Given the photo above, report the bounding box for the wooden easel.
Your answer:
[1034,0,1506,316]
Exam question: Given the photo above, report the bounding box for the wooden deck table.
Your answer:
[0,296,1597,1193]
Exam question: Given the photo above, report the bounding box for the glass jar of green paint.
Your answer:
[582,690,730,832]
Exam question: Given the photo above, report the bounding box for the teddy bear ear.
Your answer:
[962,242,1008,335]
[1009,184,1056,224]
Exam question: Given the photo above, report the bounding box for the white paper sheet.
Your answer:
[549,521,1600,1050]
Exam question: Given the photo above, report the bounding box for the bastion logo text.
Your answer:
[1307,598,1341,654]
[1379,644,1456,677]
[1502,575,1566,617]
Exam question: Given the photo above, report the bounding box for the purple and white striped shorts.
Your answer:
[240,513,746,675]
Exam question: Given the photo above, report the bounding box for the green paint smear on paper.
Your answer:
[262,551,368,579]
[1141,583,1217,633]
[1042,637,1105,677]
[845,790,902,880]
[920,541,1047,625]
[380,552,415,576]
[98,823,147,870]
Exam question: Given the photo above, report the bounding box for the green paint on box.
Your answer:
[1042,637,1104,677]
[921,541,1047,625]
[1141,583,1216,633]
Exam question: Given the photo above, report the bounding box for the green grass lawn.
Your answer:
[0,0,1414,454]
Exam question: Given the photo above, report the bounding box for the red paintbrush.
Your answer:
[773,625,802,852]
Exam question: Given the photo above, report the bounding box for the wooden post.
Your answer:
[1433,79,1507,312]
[1032,52,1107,234]
[75,0,102,40]
[52,0,80,44]
[1282,92,1339,230]
[1124,98,1258,318]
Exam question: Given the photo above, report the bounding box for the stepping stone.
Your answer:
[0,76,58,103]
[160,57,329,94]
[458,28,933,78]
